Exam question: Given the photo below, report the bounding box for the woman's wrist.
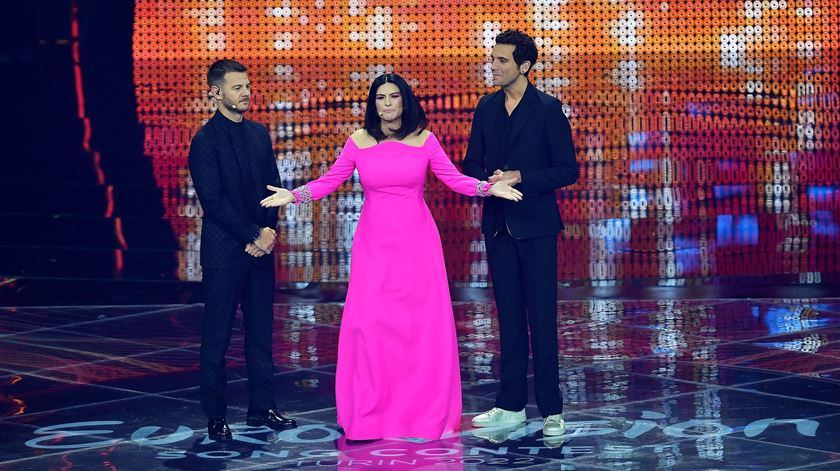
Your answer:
[291,185,312,204]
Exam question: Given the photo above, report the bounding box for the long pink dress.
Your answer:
[294,133,486,440]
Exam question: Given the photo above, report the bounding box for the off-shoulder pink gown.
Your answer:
[295,133,485,440]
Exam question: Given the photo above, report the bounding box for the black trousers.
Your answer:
[486,232,563,416]
[200,261,276,419]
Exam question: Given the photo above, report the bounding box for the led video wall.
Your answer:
[133,0,839,285]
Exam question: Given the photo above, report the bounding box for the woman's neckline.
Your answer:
[350,132,433,150]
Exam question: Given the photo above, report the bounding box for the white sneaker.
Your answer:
[543,414,565,436]
[471,407,526,428]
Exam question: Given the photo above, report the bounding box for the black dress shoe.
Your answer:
[246,408,297,430]
[207,418,232,440]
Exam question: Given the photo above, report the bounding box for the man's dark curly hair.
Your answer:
[494,30,538,76]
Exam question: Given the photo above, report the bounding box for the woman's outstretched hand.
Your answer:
[489,179,523,201]
[261,185,296,207]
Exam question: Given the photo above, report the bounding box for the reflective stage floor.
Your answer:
[2,299,840,470]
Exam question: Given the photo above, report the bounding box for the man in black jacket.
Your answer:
[188,59,295,440]
[462,31,578,437]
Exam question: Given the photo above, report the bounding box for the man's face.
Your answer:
[491,44,525,88]
[213,71,251,112]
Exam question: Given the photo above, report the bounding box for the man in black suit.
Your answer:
[463,30,578,437]
[188,59,295,440]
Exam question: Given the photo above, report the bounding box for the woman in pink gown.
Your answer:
[261,74,522,440]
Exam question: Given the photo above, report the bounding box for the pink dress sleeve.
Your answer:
[292,137,358,203]
[426,132,491,197]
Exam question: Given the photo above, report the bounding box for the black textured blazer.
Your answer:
[188,112,281,269]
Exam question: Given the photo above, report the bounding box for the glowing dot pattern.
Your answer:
[133,0,840,285]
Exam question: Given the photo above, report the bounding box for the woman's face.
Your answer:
[375,82,403,122]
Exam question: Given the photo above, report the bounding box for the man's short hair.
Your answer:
[494,30,538,76]
[207,59,247,89]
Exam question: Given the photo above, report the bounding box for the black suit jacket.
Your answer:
[188,112,281,269]
[462,82,578,239]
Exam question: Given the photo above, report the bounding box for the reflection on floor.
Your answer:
[2,299,840,470]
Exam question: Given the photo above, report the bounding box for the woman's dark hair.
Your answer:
[364,73,427,142]
[494,30,538,76]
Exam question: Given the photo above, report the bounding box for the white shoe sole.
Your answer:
[471,415,526,428]
[542,426,566,436]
